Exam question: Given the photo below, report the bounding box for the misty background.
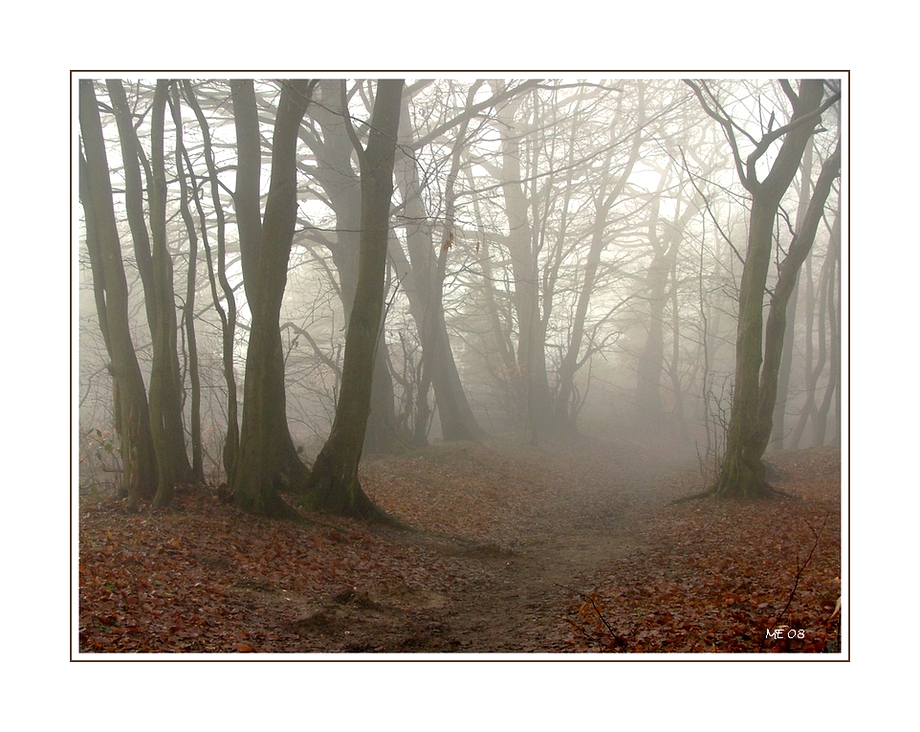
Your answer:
[76,78,841,489]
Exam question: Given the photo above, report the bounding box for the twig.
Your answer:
[760,514,827,650]
[555,583,627,651]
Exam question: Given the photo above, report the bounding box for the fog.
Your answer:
[77,78,842,489]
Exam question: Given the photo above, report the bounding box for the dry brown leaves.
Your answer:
[78,440,842,655]
[78,488,466,653]
[564,446,842,653]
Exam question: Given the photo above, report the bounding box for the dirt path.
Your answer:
[294,437,698,653]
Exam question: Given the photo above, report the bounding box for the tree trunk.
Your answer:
[668,245,690,442]
[634,162,700,435]
[304,80,404,453]
[185,81,240,480]
[828,228,842,449]
[701,79,833,498]
[490,89,553,443]
[770,141,814,450]
[556,94,644,430]
[634,178,672,426]
[466,189,517,421]
[790,252,816,448]
[107,79,192,504]
[169,84,206,484]
[432,95,487,442]
[814,212,841,445]
[300,79,404,521]
[230,80,264,306]
[790,237,833,449]
[394,92,484,443]
[148,80,194,507]
[79,80,157,510]
[182,253,205,484]
[232,80,315,518]
[105,79,158,336]
[363,329,401,453]
[755,143,841,458]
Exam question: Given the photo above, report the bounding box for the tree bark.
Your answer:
[302,80,404,453]
[635,230,668,422]
[634,166,700,430]
[557,89,644,431]
[79,80,158,510]
[107,79,193,504]
[755,143,841,458]
[169,84,205,484]
[814,212,841,445]
[148,80,194,507]
[790,256,815,448]
[770,141,814,449]
[105,80,158,336]
[688,79,838,498]
[184,81,240,480]
[232,80,315,518]
[300,79,404,521]
[230,80,264,306]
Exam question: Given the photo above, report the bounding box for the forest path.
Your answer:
[351,434,700,653]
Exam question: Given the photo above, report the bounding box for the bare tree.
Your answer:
[298,80,404,453]
[394,80,494,443]
[300,79,405,521]
[147,80,195,506]
[686,78,840,498]
[78,80,158,510]
[168,83,205,484]
[106,79,194,506]
[231,80,316,518]
[184,80,241,479]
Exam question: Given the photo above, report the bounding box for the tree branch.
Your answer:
[684,79,750,191]
[340,80,366,165]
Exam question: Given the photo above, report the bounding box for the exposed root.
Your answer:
[671,481,797,504]
[670,487,717,505]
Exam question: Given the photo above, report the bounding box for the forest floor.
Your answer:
[77,432,842,655]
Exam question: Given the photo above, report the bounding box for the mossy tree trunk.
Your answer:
[148,80,194,507]
[105,80,158,337]
[231,80,316,519]
[79,80,158,511]
[770,141,813,450]
[686,79,840,499]
[107,79,193,506]
[755,142,840,460]
[303,80,405,453]
[300,79,404,521]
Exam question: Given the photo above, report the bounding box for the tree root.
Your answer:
[671,482,798,505]
[670,488,718,505]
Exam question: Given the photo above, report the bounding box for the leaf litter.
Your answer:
[78,438,841,654]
